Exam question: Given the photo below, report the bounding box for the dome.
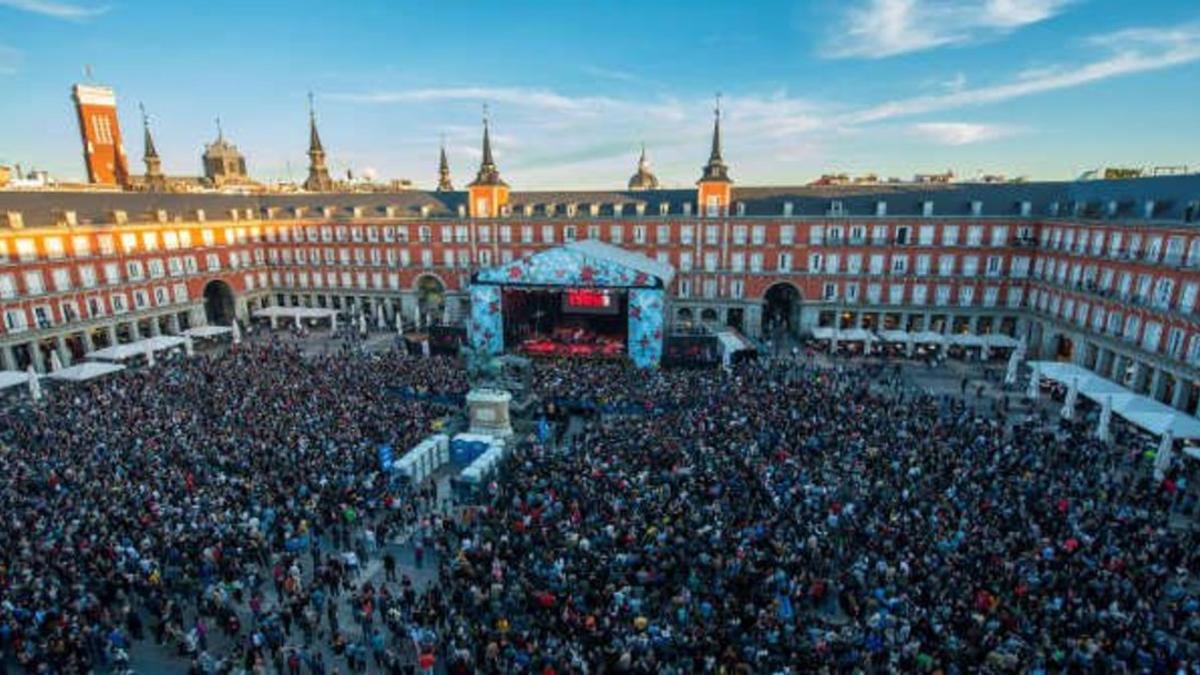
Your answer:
[627,145,659,191]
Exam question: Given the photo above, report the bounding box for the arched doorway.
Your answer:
[415,275,445,324]
[676,308,693,326]
[203,279,236,325]
[764,283,801,334]
[700,308,719,323]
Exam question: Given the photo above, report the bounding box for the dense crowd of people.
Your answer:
[438,358,1200,673]
[0,343,464,673]
[1,339,1198,673]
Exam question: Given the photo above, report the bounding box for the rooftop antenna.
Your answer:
[715,91,722,119]
[214,116,223,142]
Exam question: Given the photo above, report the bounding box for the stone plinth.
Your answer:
[466,388,513,438]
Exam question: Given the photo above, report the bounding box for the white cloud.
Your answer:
[0,0,108,20]
[326,22,1199,186]
[851,22,1200,122]
[909,122,1020,145]
[825,0,1072,59]
[0,44,20,74]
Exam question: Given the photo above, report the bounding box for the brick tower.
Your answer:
[696,95,732,217]
[467,107,509,218]
[72,83,130,186]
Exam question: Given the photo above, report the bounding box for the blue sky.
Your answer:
[0,0,1198,189]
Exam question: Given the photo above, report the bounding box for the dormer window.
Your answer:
[566,204,577,218]
[635,203,646,217]
[1143,200,1156,219]
[737,202,747,217]
[921,201,934,217]
[970,201,983,216]
[523,205,534,217]
[614,204,624,217]
[1019,201,1032,217]
[545,204,556,218]
[589,204,600,217]
[827,200,844,217]
[659,202,669,216]
[682,202,692,216]
[457,204,467,218]
[782,202,792,217]
[875,201,887,217]
[1107,200,1118,217]
[1049,202,1060,217]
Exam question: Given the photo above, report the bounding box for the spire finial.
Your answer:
[308,91,315,121]
[215,116,223,142]
[715,92,722,119]
[139,101,148,129]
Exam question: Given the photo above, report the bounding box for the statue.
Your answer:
[461,343,503,389]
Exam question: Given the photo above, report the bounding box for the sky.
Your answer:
[0,0,1198,190]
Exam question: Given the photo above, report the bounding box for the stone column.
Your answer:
[81,330,95,353]
[967,315,979,334]
[168,314,181,335]
[54,335,73,367]
[129,321,142,341]
[1110,354,1125,382]
[105,324,118,347]
[29,341,45,373]
[149,317,162,337]
[1,344,16,371]
[1171,376,1189,410]
[1148,368,1165,402]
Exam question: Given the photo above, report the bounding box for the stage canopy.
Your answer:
[88,335,188,361]
[469,241,674,367]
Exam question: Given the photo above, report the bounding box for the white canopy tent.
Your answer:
[1028,361,1200,440]
[909,331,947,345]
[88,335,188,362]
[182,325,233,339]
[253,306,338,329]
[46,361,126,382]
[877,330,910,343]
[0,370,30,390]
[811,327,878,342]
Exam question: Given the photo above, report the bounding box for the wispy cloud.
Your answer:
[0,44,20,74]
[0,0,109,20]
[580,65,644,84]
[825,0,1073,59]
[909,121,1021,145]
[326,21,1199,186]
[850,22,1200,122]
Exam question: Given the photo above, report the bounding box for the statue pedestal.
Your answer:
[466,388,513,438]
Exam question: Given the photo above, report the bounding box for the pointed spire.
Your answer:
[215,116,223,142]
[140,103,164,191]
[303,92,333,192]
[140,103,158,159]
[698,93,731,184]
[307,91,324,153]
[709,93,723,163]
[481,104,495,168]
[436,134,454,192]
[470,104,506,187]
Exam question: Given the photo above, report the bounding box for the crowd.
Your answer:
[2,340,1199,674]
[433,357,1200,673]
[0,343,462,673]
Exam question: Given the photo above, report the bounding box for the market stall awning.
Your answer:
[981,334,1021,349]
[1029,361,1200,439]
[0,370,32,390]
[46,361,126,382]
[909,331,946,345]
[877,330,910,343]
[182,325,233,338]
[252,306,339,320]
[87,335,188,361]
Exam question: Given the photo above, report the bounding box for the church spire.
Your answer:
[140,103,165,191]
[698,93,731,184]
[303,91,333,192]
[470,105,505,187]
[436,134,454,192]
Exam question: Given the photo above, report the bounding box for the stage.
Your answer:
[467,241,673,368]
[503,287,627,359]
